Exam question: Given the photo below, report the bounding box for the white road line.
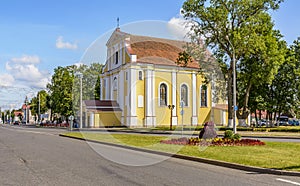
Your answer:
[2,126,56,136]
[277,178,300,185]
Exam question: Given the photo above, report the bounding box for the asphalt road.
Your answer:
[1,125,300,186]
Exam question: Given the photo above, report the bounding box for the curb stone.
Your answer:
[59,134,300,177]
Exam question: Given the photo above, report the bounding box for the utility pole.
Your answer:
[38,92,40,124]
[226,36,237,134]
[76,72,83,129]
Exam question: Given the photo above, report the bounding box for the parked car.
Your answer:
[13,121,20,125]
[288,119,299,126]
[258,119,267,126]
[276,116,289,126]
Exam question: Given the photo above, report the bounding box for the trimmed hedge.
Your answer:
[155,126,300,133]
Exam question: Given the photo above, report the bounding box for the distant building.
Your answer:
[22,104,33,124]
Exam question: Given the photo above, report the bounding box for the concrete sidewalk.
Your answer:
[73,127,300,140]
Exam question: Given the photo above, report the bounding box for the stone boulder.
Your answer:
[199,121,217,139]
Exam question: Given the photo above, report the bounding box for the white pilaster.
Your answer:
[144,69,157,127]
[127,68,137,126]
[171,71,178,125]
[85,109,88,128]
[100,78,103,100]
[192,73,198,125]
[152,70,156,126]
[119,70,125,126]
[105,77,109,100]
[110,75,113,100]
[145,69,152,127]
[89,112,94,128]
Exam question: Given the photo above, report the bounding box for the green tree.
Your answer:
[181,0,284,125]
[47,66,76,119]
[73,63,103,113]
[268,38,300,119]
[94,75,101,100]
[237,30,286,121]
[30,90,50,122]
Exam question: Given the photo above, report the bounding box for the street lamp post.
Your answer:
[38,92,40,124]
[180,100,185,136]
[76,72,83,129]
[227,36,237,134]
[168,105,175,130]
[25,96,28,125]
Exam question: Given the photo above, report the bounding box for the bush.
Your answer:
[224,130,234,139]
[160,137,265,146]
[233,133,241,140]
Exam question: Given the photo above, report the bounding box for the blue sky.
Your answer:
[0,0,299,110]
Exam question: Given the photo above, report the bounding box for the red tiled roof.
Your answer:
[83,100,122,112]
[213,104,228,111]
[84,100,120,107]
[22,104,30,110]
[127,34,200,69]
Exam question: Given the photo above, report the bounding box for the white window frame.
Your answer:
[138,70,143,80]
[200,85,208,107]
[113,77,118,91]
[158,82,168,107]
[180,83,189,107]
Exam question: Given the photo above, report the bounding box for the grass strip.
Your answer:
[63,132,300,172]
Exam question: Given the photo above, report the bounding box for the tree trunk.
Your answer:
[237,82,252,126]
[255,111,258,127]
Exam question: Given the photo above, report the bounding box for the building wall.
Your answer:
[154,71,172,126]
[96,112,122,127]
[136,69,145,126]
[196,74,211,125]
[176,71,193,126]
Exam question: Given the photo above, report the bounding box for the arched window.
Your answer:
[138,71,143,80]
[160,83,167,106]
[201,85,207,107]
[113,77,118,90]
[115,51,119,64]
[181,84,188,106]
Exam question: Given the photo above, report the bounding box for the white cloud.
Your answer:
[0,73,15,86]
[56,36,78,50]
[74,62,84,67]
[5,55,50,89]
[167,12,191,41]
[11,55,40,64]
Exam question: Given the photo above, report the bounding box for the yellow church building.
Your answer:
[83,28,228,128]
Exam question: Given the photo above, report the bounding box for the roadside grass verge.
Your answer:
[62,132,300,172]
[154,125,300,133]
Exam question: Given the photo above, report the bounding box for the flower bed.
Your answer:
[160,137,265,146]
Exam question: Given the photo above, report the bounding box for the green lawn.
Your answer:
[63,132,300,172]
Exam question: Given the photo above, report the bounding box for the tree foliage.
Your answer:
[47,66,76,119]
[181,0,285,123]
[46,63,103,121]
[30,90,50,121]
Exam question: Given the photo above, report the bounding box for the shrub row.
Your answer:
[219,127,300,133]
[155,126,300,132]
[160,137,265,146]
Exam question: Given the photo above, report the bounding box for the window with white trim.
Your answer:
[200,85,207,107]
[113,77,118,90]
[115,51,119,64]
[138,71,143,80]
[159,83,167,106]
[181,84,188,106]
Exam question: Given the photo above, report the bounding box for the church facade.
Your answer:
[83,28,228,128]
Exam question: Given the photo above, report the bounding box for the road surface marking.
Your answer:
[2,126,56,136]
[276,178,300,185]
